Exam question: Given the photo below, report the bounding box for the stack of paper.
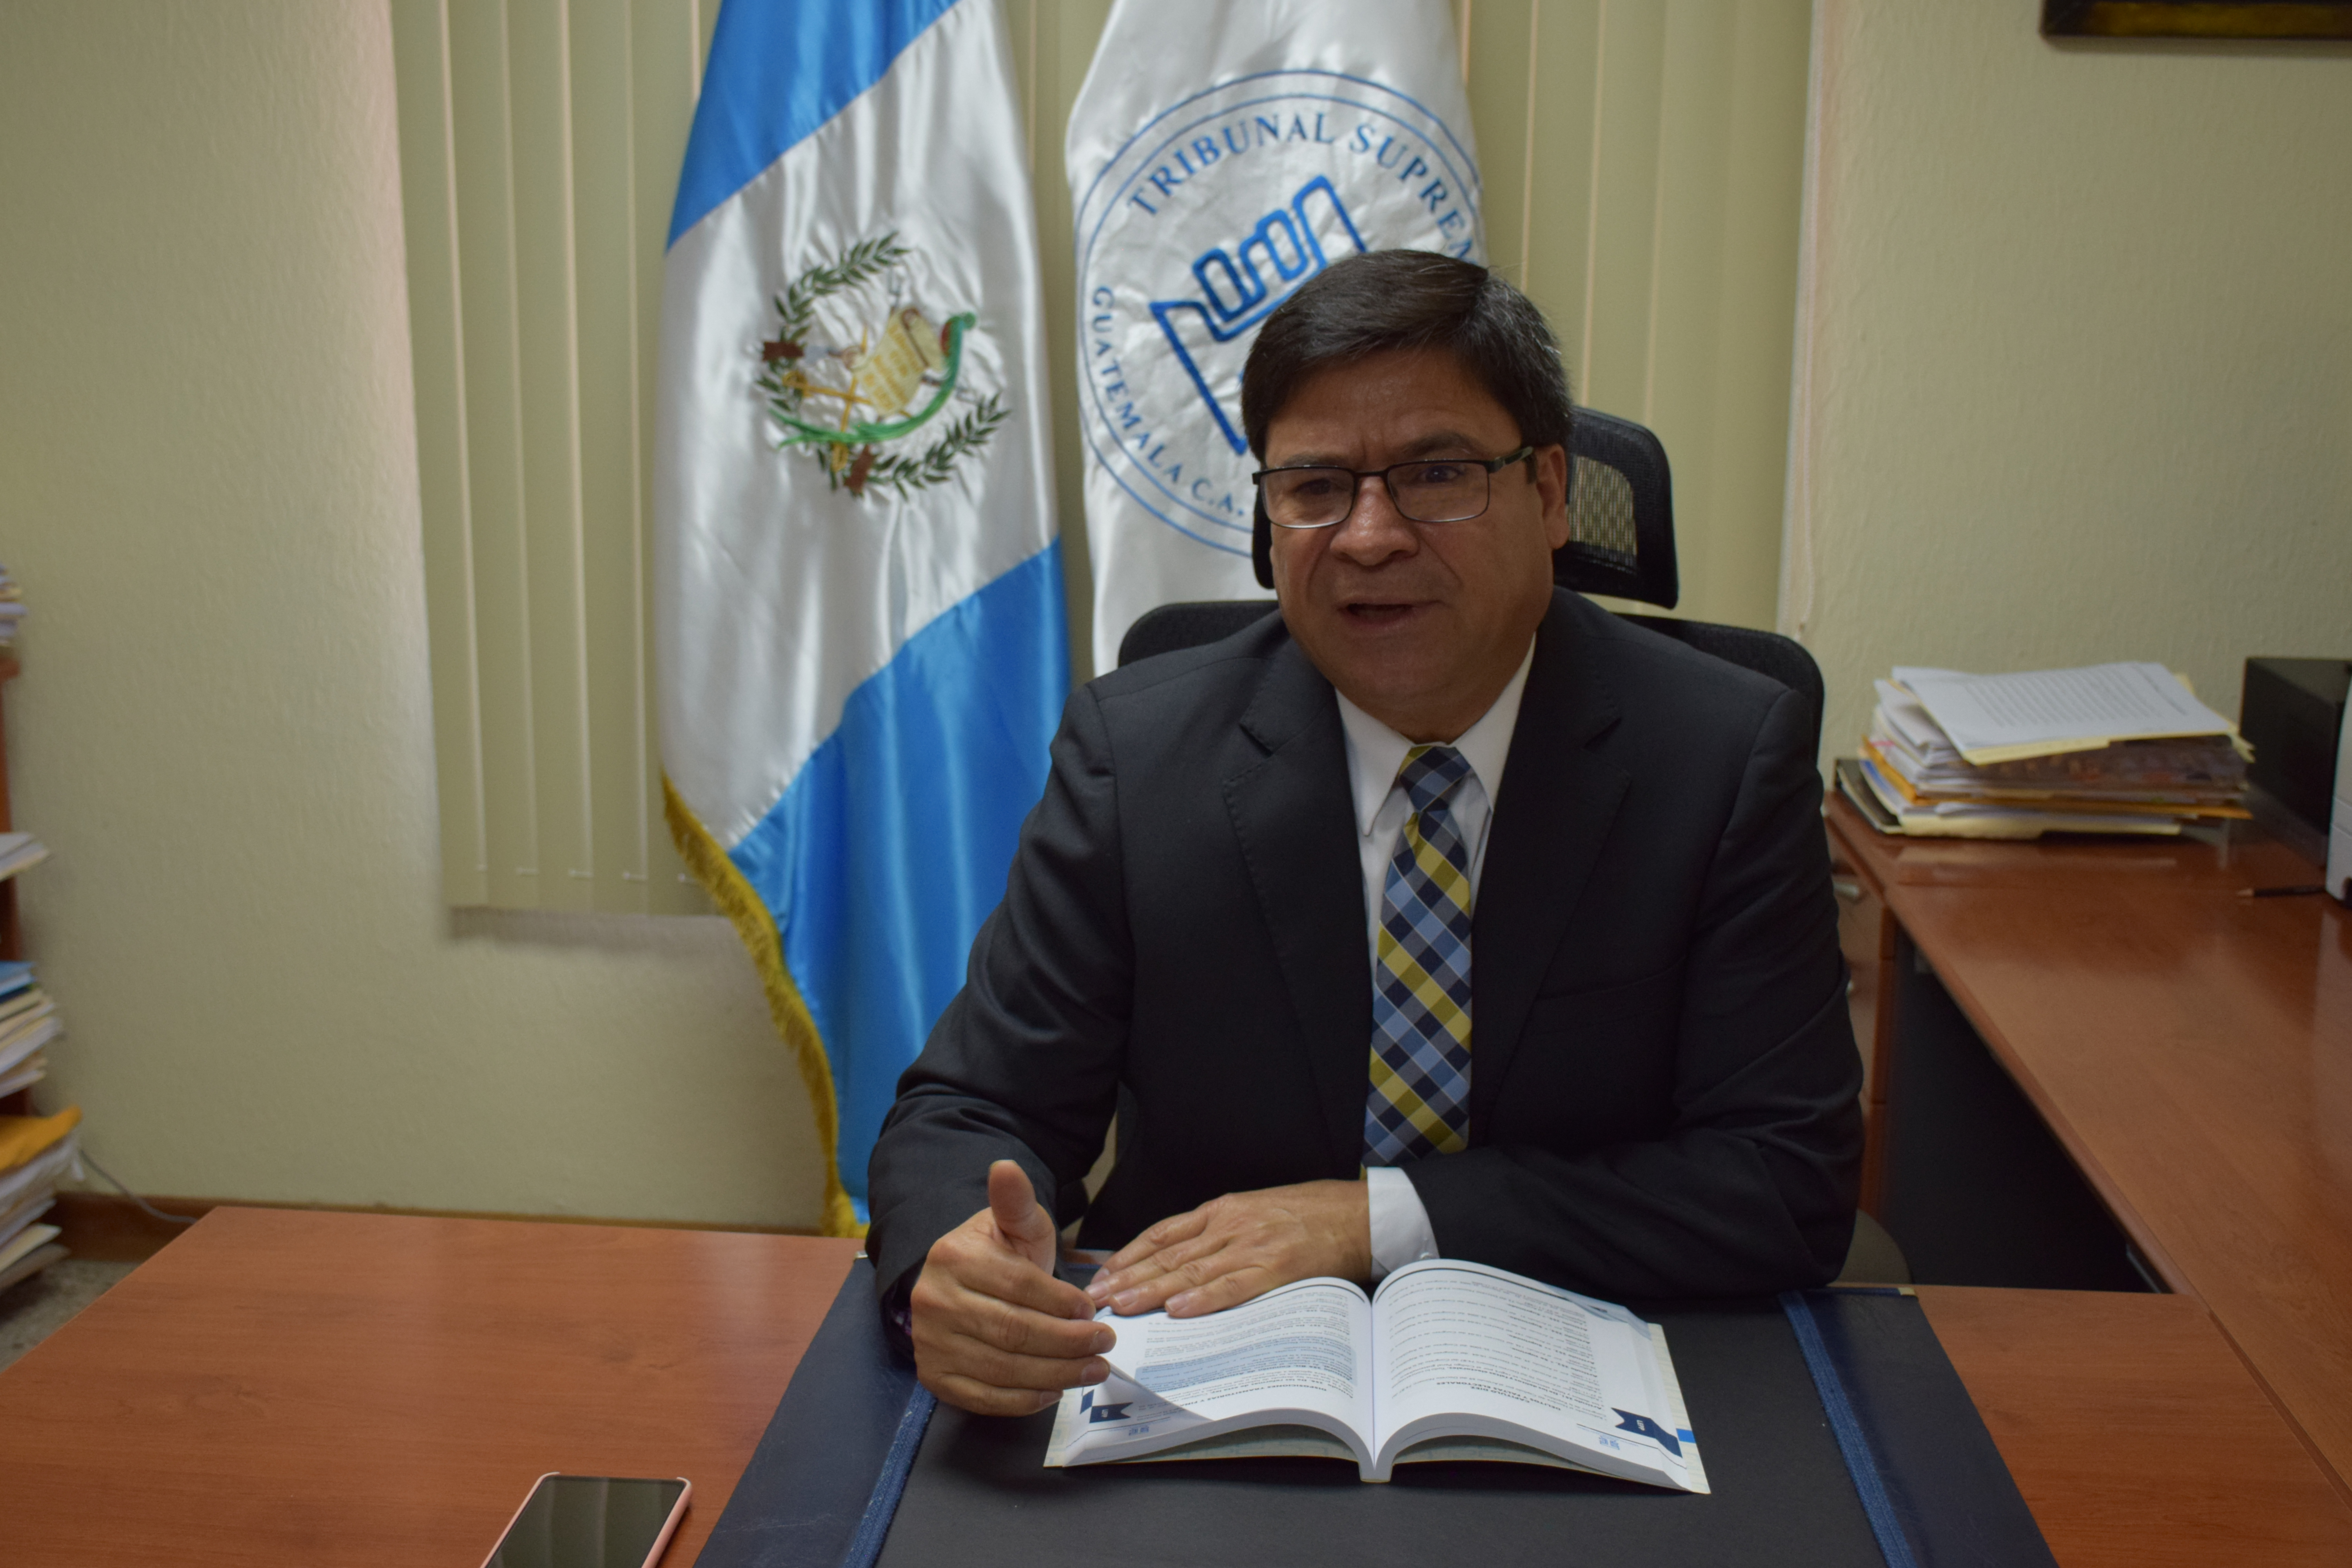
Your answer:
[1846,663,2248,838]
[0,833,47,883]
[0,962,61,1098]
[0,564,22,650]
[0,1105,80,1294]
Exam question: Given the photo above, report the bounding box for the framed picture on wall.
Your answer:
[2043,1,2352,38]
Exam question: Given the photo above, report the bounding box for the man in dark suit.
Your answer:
[867,250,1861,1417]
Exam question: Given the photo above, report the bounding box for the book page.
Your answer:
[0,1017,61,1077]
[1106,1277,1371,1418]
[1056,1422,1362,1468]
[1390,1434,1608,1472]
[0,1134,78,1211]
[1648,1323,1708,1494]
[1045,1371,1203,1466]
[1370,1259,1697,1488]
[1054,1278,1375,1468]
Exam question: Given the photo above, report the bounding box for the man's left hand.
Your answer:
[1084,1179,1370,1318]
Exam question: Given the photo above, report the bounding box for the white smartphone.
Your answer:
[479,1473,692,1568]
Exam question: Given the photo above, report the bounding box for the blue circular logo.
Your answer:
[1074,71,1483,555]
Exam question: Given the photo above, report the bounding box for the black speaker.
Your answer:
[2241,657,2350,840]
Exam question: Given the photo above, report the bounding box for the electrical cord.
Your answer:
[76,1150,197,1226]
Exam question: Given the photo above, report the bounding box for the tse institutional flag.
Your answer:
[1067,0,1483,673]
[655,0,1067,1235]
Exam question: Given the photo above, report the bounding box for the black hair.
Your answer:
[1239,250,1573,462]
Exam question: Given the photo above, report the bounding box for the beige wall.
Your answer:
[13,0,2340,1226]
[1788,5,2352,760]
[0,3,823,1225]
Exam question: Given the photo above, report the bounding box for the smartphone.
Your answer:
[480,1473,691,1568]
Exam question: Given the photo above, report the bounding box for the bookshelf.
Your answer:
[0,654,24,1118]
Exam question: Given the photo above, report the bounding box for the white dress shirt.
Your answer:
[1333,642,1535,1279]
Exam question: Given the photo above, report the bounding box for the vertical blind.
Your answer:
[392,0,719,912]
[391,0,1811,913]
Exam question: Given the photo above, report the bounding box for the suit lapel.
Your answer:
[1470,593,1629,1139]
[1225,639,1372,1175]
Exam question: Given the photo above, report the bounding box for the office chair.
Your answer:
[1114,406,1826,761]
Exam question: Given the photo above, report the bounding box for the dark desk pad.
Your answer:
[702,1265,2052,1568]
[878,1298,1881,1568]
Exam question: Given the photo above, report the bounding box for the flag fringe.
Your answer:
[663,774,863,1239]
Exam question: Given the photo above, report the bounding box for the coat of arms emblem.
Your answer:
[755,232,1006,498]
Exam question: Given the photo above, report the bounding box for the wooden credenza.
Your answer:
[1827,793,2352,1494]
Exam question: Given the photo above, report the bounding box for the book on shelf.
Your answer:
[0,1121,78,1219]
[1045,1258,1706,1491]
[0,1005,60,1073]
[0,964,62,1096]
[0,1106,79,1293]
[0,1105,80,1171]
[0,1053,46,1099]
[0,1181,55,1247]
[0,1220,58,1277]
[0,832,46,882]
[0,984,52,1027]
[0,563,22,650]
[0,1240,65,1295]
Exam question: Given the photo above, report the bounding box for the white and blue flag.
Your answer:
[656,0,1067,1236]
[1067,0,1482,673]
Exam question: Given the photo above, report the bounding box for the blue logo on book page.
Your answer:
[1612,1408,1684,1457]
[1079,1389,1134,1423]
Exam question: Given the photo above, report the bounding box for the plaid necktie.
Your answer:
[1365,743,1474,1165]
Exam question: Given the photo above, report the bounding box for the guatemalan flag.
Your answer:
[656,0,1067,1236]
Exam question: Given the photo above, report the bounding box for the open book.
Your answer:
[1046,1258,1706,1490]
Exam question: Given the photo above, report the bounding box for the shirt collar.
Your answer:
[1334,641,1537,837]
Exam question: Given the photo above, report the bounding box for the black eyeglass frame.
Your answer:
[1250,446,1539,530]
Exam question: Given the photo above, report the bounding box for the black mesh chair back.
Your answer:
[1556,406,1678,609]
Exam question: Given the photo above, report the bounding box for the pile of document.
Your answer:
[0,960,60,1099]
[0,564,22,649]
[1846,662,2248,838]
[0,1105,80,1295]
[0,832,48,887]
[0,828,70,1295]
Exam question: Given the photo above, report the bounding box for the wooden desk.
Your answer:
[1920,1285,2352,1566]
[0,1209,861,1566]
[0,1208,2346,1564]
[1828,796,2352,1495]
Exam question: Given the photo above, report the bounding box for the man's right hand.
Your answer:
[909,1159,1113,1416]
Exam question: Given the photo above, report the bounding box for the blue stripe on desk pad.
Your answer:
[697,1258,933,1568]
[1786,1287,2060,1568]
[1784,1290,1923,1568]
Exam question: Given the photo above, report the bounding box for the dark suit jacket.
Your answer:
[867,588,1862,1310]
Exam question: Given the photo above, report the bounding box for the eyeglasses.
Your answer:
[1251,447,1535,530]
